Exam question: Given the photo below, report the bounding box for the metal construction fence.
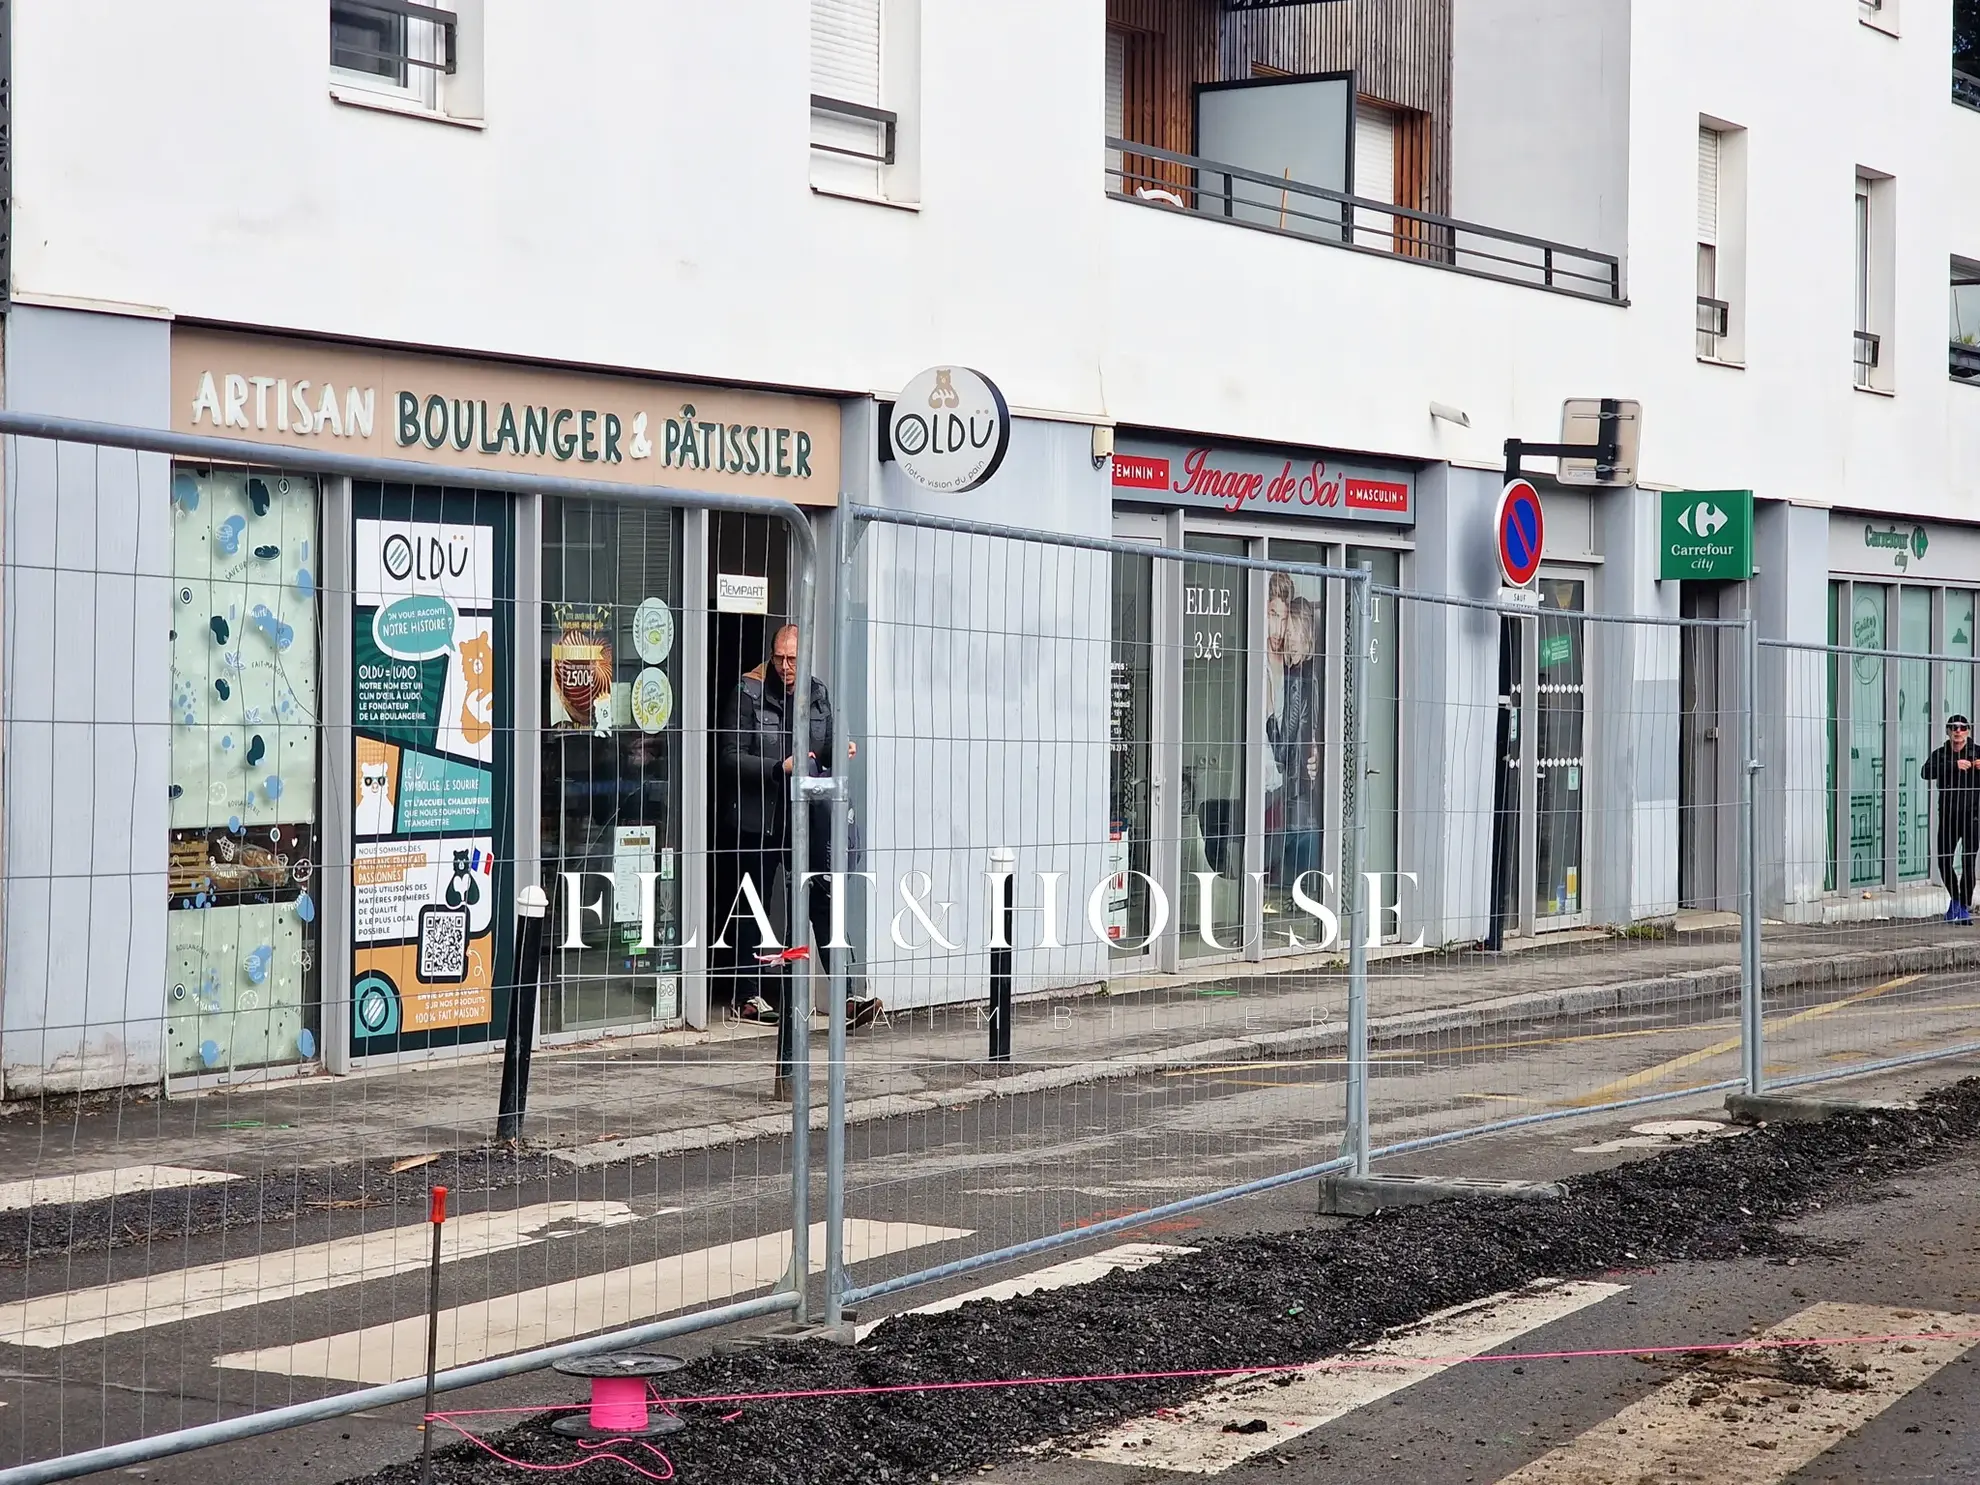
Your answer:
[0,415,1977,1482]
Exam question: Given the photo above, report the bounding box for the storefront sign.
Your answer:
[1828,514,1976,581]
[351,514,503,1042]
[1111,435,1414,526]
[172,328,841,507]
[889,366,1011,492]
[1658,490,1754,580]
[715,573,771,614]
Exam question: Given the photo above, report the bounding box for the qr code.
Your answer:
[418,905,470,984]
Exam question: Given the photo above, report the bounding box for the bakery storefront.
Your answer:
[1104,431,1416,970]
[165,326,839,1081]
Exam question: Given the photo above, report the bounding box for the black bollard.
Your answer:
[989,848,1014,1061]
[495,885,549,1144]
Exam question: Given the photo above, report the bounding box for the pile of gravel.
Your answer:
[343,1079,1980,1484]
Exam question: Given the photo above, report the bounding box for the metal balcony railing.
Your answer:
[1956,68,1980,112]
[1855,329,1882,386]
[1697,296,1729,357]
[1952,340,1980,381]
[810,95,899,165]
[1104,138,1623,303]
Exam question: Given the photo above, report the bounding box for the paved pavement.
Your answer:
[3,915,1974,1187]
[0,952,1972,1483]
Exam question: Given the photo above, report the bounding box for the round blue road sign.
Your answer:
[1498,479,1545,587]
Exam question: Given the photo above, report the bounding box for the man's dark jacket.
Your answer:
[1923,738,1980,804]
[717,664,835,841]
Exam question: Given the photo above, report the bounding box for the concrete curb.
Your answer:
[548,942,1980,1170]
[1317,1173,1567,1217]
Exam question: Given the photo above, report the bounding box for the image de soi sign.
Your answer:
[1111,434,1415,526]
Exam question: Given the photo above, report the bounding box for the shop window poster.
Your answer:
[352,517,501,1041]
[165,469,322,1076]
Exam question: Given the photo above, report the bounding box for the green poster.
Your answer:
[355,614,448,749]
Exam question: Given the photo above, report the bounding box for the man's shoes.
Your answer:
[1949,898,1962,922]
[1959,904,1973,925]
[848,996,884,1030]
[737,996,779,1024]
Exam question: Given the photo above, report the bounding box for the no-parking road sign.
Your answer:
[1497,479,1545,587]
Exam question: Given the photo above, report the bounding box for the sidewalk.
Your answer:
[4,916,1976,1182]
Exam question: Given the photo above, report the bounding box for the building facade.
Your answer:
[5,0,1979,1090]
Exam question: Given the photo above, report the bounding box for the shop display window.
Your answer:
[540,498,685,1031]
[164,468,321,1075]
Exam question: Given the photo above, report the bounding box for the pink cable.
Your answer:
[426,1324,1980,1435]
[427,1414,676,1481]
[645,1325,1980,1410]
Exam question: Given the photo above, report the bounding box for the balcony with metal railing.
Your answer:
[1104,139,1623,303]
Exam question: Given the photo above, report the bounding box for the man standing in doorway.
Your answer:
[715,624,880,1053]
[1923,714,1980,923]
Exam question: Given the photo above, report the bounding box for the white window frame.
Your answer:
[329,0,484,126]
[1696,117,1747,367]
[1856,169,1897,393]
[1860,0,1899,37]
[809,0,921,207]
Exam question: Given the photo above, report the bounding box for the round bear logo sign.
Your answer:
[890,366,1011,493]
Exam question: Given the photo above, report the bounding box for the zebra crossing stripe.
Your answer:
[0,1166,237,1213]
[1492,1302,1977,1484]
[215,1218,970,1384]
[1067,1279,1628,1474]
[0,1201,640,1348]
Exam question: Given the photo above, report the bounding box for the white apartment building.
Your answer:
[2,0,1977,1093]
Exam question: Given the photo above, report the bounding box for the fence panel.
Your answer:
[1358,591,1755,1152]
[1754,635,1980,1092]
[0,419,812,1481]
[831,513,1369,1309]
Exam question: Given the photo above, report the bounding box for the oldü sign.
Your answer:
[889,367,1011,492]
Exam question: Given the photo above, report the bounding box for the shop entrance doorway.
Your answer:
[1679,580,1736,911]
[706,513,794,1010]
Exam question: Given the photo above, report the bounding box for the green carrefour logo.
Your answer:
[1864,524,1930,571]
[1659,490,1754,581]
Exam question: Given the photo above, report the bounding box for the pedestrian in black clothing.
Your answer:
[1922,714,1980,923]
[715,625,880,1093]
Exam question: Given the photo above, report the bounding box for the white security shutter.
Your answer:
[812,0,880,104]
[1353,102,1396,205]
[1354,101,1395,249]
[1106,31,1125,140]
[1106,30,1125,184]
[811,0,883,169]
[1697,126,1720,246]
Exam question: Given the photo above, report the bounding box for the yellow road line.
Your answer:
[1562,974,1920,1108]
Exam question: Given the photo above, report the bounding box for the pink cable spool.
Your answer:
[550,1353,688,1441]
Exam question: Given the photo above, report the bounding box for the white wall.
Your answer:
[2,308,173,1093]
[1451,0,1633,263]
[856,420,1114,1006]
[11,0,1980,527]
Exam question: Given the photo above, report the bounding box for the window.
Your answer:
[1952,257,1980,380]
[1855,171,1896,391]
[329,0,482,122]
[1862,0,1898,35]
[810,0,919,203]
[1351,98,1432,255]
[1698,127,1723,357]
[1696,120,1746,363]
[1959,0,1980,109]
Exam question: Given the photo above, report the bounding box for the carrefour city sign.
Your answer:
[1659,490,1754,580]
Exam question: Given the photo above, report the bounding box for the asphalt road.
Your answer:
[0,965,1974,1484]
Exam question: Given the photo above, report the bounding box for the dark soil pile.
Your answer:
[0,1147,554,1263]
[346,1080,1980,1485]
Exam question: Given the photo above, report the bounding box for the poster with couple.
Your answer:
[1264,570,1324,904]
